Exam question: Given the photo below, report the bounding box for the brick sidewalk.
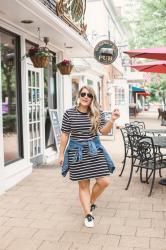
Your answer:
[0,111,166,250]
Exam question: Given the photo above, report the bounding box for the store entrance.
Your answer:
[44,55,57,150]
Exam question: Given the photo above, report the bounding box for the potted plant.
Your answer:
[27,46,50,68]
[57,59,73,75]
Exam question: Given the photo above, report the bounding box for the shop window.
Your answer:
[1,28,23,165]
[115,87,125,105]
[44,54,57,149]
[72,81,79,106]
[87,79,93,85]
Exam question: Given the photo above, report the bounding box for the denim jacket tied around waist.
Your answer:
[61,136,115,177]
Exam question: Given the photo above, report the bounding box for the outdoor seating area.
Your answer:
[120,120,166,196]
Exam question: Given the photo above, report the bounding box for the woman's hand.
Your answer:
[58,154,64,166]
[111,108,120,122]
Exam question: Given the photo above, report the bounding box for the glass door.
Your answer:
[27,65,43,163]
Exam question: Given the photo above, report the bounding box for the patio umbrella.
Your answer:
[130,60,166,74]
[124,47,166,60]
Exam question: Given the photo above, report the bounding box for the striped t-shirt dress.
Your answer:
[61,107,111,181]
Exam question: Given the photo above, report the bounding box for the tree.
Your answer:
[122,0,166,107]
[129,0,166,49]
[148,75,166,107]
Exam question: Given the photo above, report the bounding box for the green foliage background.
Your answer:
[123,0,166,104]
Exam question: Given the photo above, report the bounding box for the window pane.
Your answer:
[1,30,22,164]
[44,54,57,148]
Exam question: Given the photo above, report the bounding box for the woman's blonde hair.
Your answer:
[76,85,100,134]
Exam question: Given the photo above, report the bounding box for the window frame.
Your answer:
[0,27,23,165]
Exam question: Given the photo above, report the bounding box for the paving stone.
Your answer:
[0,209,7,216]
[153,204,166,212]
[29,219,58,229]
[103,247,133,250]
[107,201,130,209]
[6,238,42,250]
[5,227,38,239]
[139,210,164,219]
[108,225,137,236]
[60,231,92,243]
[119,236,150,248]
[69,243,102,250]
[150,238,166,249]
[152,219,166,228]
[0,226,11,237]
[89,234,120,246]
[125,218,151,227]
[32,229,64,241]
[5,209,30,219]
[100,216,126,226]
[25,211,53,219]
[3,218,33,227]
[38,241,72,250]
[137,227,165,238]
[0,216,10,226]
[115,209,139,218]
[130,203,153,211]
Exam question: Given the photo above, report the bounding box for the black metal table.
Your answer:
[152,136,166,148]
[143,129,166,135]
[145,136,166,186]
[153,136,166,186]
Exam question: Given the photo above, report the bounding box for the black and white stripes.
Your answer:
[61,107,110,181]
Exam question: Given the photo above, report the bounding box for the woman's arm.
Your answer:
[100,109,120,135]
[100,119,115,135]
[58,132,69,165]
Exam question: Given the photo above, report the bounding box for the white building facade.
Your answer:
[85,0,130,125]
[0,0,93,193]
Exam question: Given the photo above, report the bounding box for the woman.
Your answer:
[58,86,120,228]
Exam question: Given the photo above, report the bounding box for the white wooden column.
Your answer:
[63,75,72,111]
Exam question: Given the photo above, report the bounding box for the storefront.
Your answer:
[0,0,93,193]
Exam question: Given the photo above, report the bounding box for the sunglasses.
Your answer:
[80,92,93,99]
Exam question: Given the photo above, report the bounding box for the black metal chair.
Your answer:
[130,121,146,135]
[126,134,166,196]
[130,120,146,130]
[119,125,141,176]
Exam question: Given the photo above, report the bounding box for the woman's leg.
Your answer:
[78,179,91,216]
[90,176,110,205]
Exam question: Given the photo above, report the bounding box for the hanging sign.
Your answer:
[56,0,87,35]
[49,109,61,152]
[94,40,118,65]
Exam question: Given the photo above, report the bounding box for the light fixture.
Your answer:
[21,20,34,24]
[64,43,73,49]
[65,46,73,49]
[43,37,49,46]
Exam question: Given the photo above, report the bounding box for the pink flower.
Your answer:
[60,59,73,66]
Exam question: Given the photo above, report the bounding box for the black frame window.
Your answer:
[0,27,23,165]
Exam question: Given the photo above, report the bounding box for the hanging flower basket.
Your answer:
[57,60,73,75]
[30,56,49,68]
[27,46,50,68]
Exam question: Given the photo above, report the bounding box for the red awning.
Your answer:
[137,92,150,97]
[124,47,166,60]
[130,61,166,74]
